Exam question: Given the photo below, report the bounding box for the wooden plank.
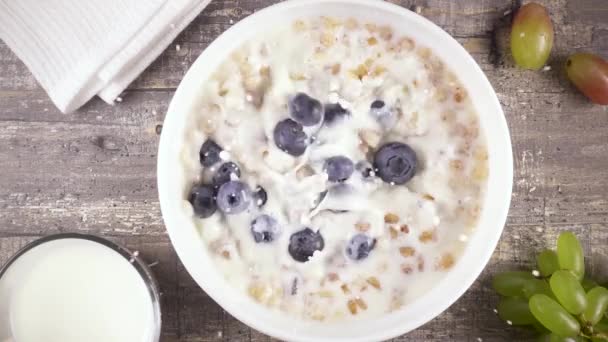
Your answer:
[0,89,170,125]
[0,117,162,236]
[591,29,608,56]
[506,196,544,226]
[566,0,608,27]
[175,260,225,342]
[503,92,608,194]
[0,43,38,91]
[546,196,608,225]
[589,224,608,283]
[0,198,164,236]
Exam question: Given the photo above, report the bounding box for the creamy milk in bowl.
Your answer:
[157,0,513,341]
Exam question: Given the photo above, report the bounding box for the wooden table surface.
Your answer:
[1,0,607,341]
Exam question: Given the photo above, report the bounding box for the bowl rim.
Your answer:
[157,0,513,341]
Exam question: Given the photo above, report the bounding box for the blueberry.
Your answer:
[199,139,222,167]
[254,186,267,207]
[370,100,385,109]
[324,156,354,182]
[216,181,252,214]
[355,160,375,179]
[188,185,217,218]
[288,228,325,262]
[323,103,350,125]
[289,93,323,126]
[369,100,396,129]
[273,119,308,156]
[213,162,240,187]
[251,214,280,243]
[346,234,376,261]
[373,142,417,185]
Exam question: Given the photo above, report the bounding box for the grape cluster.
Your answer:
[493,232,608,341]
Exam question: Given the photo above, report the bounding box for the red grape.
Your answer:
[566,53,608,105]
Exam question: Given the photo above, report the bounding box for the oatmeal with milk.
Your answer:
[180,17,488,321]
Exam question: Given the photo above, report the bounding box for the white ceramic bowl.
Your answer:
[157,1,513,341]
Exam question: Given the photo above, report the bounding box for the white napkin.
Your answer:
[0,0,212,113]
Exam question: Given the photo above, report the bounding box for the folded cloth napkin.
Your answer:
[0,0,212,113]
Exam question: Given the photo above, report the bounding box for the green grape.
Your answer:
[535,322,551,333]
[540,334,589,342]
[533,321,551,335]
[549,334,588,342]
[550,335,564,342]
[583,278,600,292]
[583,287,608,324]
[550,270,588,314]
[566,53,608,105]
[493,271,536,297]
[524,279,554,299]
[538,249,560,277]
[529,294,581,337]
[498,297,537,325]
[557,232,585,280]
[596,318,608,333]
[510,2,554,70]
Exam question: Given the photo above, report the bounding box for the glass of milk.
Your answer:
[0,233,161,342]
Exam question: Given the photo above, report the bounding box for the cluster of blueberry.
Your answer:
[189,139,268,218]
[189,92,418,263]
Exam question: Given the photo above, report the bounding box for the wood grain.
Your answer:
[1,0,607,341]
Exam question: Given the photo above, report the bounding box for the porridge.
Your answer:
[179,16,488,321]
